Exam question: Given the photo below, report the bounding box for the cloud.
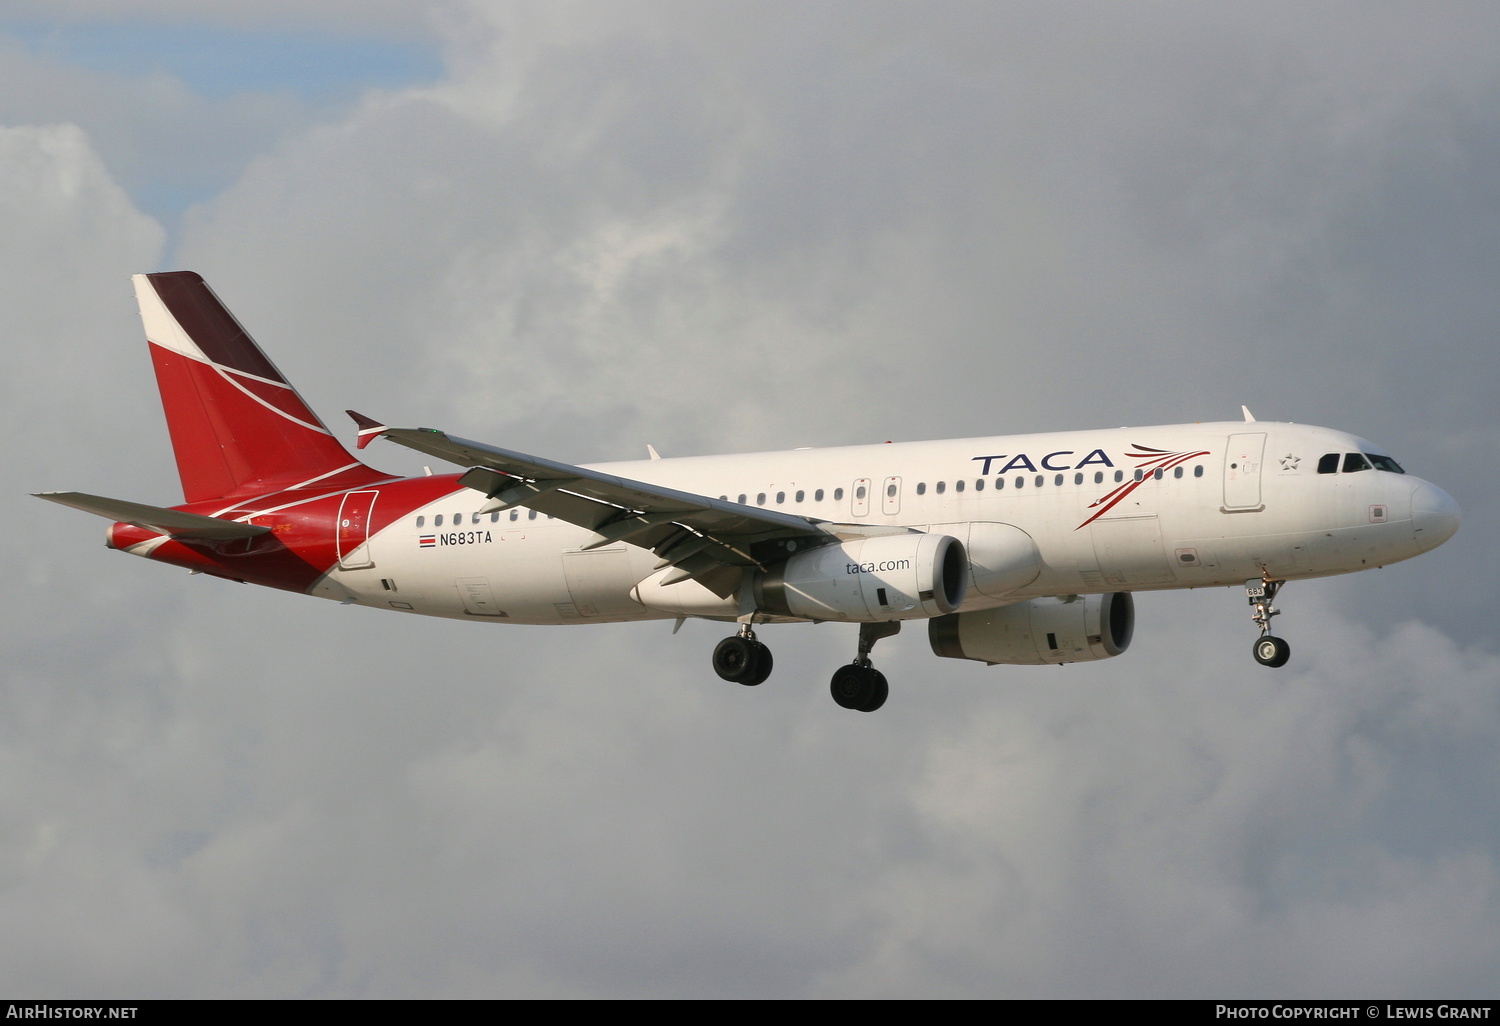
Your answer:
[3,0,1498,998]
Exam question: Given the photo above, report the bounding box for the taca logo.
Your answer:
[1076,443,1211,529]
[969,449,1115,474]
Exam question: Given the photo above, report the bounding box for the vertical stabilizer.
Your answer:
[135,271,379,502]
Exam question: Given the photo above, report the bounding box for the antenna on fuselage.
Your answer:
[1241,405,1257,422]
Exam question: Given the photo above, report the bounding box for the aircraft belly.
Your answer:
[561,546,653,620]
[319,515,679,624]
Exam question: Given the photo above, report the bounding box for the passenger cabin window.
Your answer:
[935,481,946,494]
[1343,452,1372,473]
[416,515,425,528]
[916,483,926,495]
[1318,453,1340,474]
[834,487,844,500]
[796,490,805,502]
[975,479,984,491]
[815,489,824,501]
[954,480,964,493]
[435,515,443,527]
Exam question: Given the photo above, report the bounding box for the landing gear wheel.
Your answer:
[713,635,773,685]
[1253,635,1290,668]
[744,641,773,686]
[713,636,756,683]
[830,664,888,712]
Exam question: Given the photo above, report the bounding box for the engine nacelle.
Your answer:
[929,592,1134,665]
[756,532,968,622]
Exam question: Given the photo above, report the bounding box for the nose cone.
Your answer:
[1411,481,1461,552]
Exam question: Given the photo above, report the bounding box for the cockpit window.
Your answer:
[1343,452,1372,473]
[1317,453,1340,475]
[1365,453,1405,474]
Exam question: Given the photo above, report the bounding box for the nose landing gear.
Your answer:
[1246,575,1290,668]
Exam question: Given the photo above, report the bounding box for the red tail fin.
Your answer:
[135,271,383,502]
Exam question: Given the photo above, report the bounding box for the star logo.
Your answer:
[1279,453,1300,471]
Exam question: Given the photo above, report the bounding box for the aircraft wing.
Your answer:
[34,491,271,540]
[351,414,837,594]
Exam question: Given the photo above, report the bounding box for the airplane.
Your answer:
[36,272,1461,712]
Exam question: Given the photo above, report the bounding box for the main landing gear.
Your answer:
[710,620,900,711]
[712,624,773,686]
[1246,574,1291,668]
[830,622,900,713]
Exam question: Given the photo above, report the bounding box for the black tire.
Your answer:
[713,636,758,682]
[830,664,886,711]
[861,669,889,712]
[830,664,869,709]
[742,641,773,686]
[1253,635,1290,668]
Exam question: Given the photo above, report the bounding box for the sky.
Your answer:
[3,0,1499,999]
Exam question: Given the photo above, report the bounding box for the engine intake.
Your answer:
[929,592,1134,665]
[756,532,967,622]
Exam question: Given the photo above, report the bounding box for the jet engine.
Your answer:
[755,532,968,622]
[929,592,1134,665]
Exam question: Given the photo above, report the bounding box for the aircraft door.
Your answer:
[851,478,872,517]
[337,490,379,569]
[1090,514,1175,585]
[882,477,902,516]
[456,577,506,616]
[1223,433,1266,512]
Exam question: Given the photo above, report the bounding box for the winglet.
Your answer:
[1241,405,1257,423]
[346,410,387,450]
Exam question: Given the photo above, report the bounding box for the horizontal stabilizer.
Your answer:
[34,492,271,540]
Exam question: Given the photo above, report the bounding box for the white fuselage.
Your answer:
[318,421,1452,625]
